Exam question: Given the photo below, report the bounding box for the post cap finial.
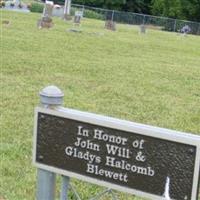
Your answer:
[39,85,64,105]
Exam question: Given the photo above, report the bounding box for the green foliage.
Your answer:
[151,0,200,21]
[29,2,44,13]
[84,9,104,20]
[122,0,151,14]
[51,0,200,21]
[179,0,200,21]
[72,0,126,10]
[71,7,104,20]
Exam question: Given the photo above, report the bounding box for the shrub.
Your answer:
[30,2,44,13]
[84,9,104,20]
[70,8,104,20]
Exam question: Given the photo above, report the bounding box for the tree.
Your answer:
[122,0,151,14]
[180,0,200,21]
[72,0,125,9]
[56,0,200,21]
[151,0,200,21]
[73,0,151,13]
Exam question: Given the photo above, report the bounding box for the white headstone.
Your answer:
[43,1,54,18]
[37,0,54,28]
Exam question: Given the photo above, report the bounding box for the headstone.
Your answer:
[43,1,53,17]
[181,25,191,36]
[73,11,82,26]
[105,20,116,31]
[105,10,116,31]
[37,1,54,29]
[140,24,146,34]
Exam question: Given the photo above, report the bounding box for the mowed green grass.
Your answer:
[1,10,200,200]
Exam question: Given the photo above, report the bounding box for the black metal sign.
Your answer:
[33,107,200,200]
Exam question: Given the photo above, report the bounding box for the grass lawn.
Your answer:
[1,10,200,200]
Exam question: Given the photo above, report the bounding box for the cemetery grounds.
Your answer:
[1,10,200,200]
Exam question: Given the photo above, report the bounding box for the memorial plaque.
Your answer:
[33,107,200,200]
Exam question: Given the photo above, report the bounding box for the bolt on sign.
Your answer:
[33,107,200,200]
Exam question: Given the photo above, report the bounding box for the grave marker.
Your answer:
[105,20,116,31]
[105,10,116,31]
[181,25,191,36]
[37,1,54,29]
[73,11,82,26]
[33,96,200,200]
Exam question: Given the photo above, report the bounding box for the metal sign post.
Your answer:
[36,86,68,200]
[60,176,70,200]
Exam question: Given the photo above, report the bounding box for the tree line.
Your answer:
[66,0,200,22]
